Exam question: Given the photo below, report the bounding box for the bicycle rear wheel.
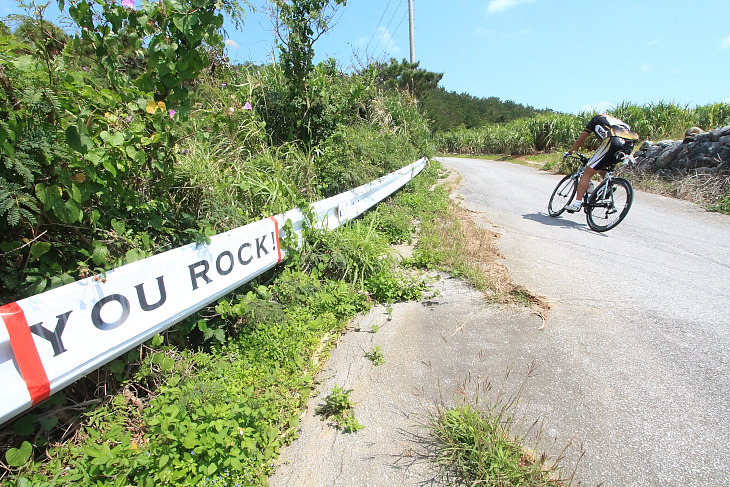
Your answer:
[586,178,633,232]
[548,174,578,217]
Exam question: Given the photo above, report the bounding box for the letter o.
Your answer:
[216,251,234,276]
[91,294,131,331]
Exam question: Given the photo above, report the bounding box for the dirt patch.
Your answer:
[432,195,551,315]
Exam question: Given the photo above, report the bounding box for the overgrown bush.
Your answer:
[1,0,438,484]
[316,90,434,196]
[0,0,245,303]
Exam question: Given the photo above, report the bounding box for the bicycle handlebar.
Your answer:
[563,152,589,163]
[565,151,637,166]
[616,151,637,166]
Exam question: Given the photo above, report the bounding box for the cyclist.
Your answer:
[564,113,638,212]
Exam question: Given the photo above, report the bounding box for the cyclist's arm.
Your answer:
[568,129,591,154]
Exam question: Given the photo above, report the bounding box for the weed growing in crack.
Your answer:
[364,346,385,366]
[315,385,364,433]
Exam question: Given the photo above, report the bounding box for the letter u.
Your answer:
[135,276,167,311]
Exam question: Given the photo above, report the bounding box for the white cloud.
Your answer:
[370,27,401,57]
[224,39,239,50]
[720,35,730,50]
[487,0,535,14]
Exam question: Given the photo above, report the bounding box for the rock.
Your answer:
[634,125,730,174]
[639,140,653,151]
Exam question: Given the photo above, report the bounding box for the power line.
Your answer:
[375,9,408,61]
[365,0,395,54]
[371,1,405,59]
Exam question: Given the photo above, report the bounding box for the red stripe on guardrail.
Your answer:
[269,216,282,264]
[0,302,50,404]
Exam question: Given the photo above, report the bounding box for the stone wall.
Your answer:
[633,125,730,177]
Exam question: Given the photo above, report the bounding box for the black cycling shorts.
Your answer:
[587,136,635,171]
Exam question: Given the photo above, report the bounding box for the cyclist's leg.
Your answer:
[576,166,598,203]
[577,138,612,201]
[581,136,628,200]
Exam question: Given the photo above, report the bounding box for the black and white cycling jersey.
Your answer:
[584,114,638,170]
[585,114,638,141]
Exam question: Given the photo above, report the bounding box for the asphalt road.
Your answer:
[438,157,730,485]
[270,157,730,487]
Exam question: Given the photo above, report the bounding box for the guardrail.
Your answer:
[0,157,427,425]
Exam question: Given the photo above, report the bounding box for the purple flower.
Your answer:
[243,102,252,110]
[169,109,176,117]
[122,0,135,8]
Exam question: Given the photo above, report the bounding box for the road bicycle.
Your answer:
[548,152,635,232]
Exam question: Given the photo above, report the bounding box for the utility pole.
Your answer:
[408,0,415,63]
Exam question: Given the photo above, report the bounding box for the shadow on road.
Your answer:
[521,212,604,235]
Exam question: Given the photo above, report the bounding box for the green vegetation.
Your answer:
[406,184,546,308]
[435,102,730,156]
[423,371,573,486]
[363,59,545,132]
[421,87,549,132]
[4,0,725,484]
[428,404,566,486]
[1,160,444,484]
[0,0,433,304]
[315,385,364,433]
[0,0,442,485]
[612,101,730,141]
[370,58,443,102]
[364,345,385,366]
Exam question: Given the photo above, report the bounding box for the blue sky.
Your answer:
[4,0,730,114]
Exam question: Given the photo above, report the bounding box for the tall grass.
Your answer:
[435,102,730,156]
[172,134,318,231]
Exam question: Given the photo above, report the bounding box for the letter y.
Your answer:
[30,311,72,357]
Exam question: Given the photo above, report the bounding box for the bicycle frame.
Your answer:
[549,151,635,231]
[567,152,632,212]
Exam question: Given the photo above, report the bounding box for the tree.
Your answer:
[13,16,68,58]
[369,58,443,101]
[270,0,347,143]
[419,87,549,132]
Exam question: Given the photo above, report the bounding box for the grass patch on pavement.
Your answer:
[423,368,577,486]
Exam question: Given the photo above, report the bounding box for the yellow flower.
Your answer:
[145,100,167,114]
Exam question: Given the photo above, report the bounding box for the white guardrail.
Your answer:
[0,157,427,425]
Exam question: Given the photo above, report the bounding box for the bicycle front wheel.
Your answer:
[586,178,633,232]
[548,174,578,217]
